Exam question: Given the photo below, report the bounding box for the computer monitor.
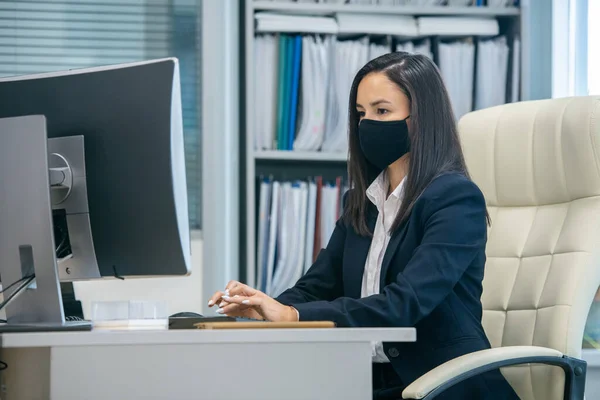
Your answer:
[0,58,191,280]
[0,58,191,330]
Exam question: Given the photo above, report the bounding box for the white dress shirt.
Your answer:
[362,171,406,363]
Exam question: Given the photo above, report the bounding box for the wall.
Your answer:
[72,0,241,319]
[73,237,204,319]
[522,0,553,100]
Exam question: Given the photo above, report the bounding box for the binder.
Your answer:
[304,180,317,273]
[294,36,329,152]
[271,182,308,297]
[335,176,342,219]
[288,35,302,150]
[510,37,521,103]
[322,37,369,153]
[369,42,391,61]
[414,39,433,60]
[438,38,475,120]
[272,182,291,294]
[280,36,294,150]
[320,183,338,247]
[254,35,278,151]
[276,35,286,150]
[395,39,433,60]
[256,176,345,295]
[313,176,323,262]
[265,181,280,295]
[475,36,509,110]
[256,178,272,292]
[253,36,263,151]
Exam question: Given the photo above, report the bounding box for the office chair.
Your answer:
[403,96,600,400]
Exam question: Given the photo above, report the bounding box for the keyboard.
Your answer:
[0,321,92,333]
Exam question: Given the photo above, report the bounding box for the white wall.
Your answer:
[73,237,204,319]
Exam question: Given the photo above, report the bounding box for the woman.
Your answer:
[209,52,518,399]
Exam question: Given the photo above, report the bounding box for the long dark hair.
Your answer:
[344,51,474,236]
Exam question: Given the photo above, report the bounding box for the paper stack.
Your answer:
[417,17,499,36]
[255,13,339,34]
[336,13,418,36]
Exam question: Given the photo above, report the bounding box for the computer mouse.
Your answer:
[170,311,203,318]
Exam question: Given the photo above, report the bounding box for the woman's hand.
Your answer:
[208,281,298,322]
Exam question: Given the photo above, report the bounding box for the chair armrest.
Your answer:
[402,346,586,399]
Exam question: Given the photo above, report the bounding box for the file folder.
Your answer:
[258,176,344,296]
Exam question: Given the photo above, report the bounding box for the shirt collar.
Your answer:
[366,171,406,207]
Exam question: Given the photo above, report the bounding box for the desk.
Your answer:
[0,327,415,400]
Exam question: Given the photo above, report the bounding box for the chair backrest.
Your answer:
[459,96,600,400]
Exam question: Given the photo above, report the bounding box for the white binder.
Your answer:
[475,36,509,110]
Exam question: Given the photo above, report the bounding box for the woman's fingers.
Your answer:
[225,280,242,291]
[207,290,228,307]
[217,302,252,316]
[208,282,261,308]
[221,294,258,306]
[228,284,259,297]
[217,303,265,320]
[218,300,230,308]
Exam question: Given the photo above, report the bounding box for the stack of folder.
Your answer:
[255,13,338,34]
[438,38,475,120]
[475,36,510,109]
[254,34,305,151]
[254,34,391,153]
[253,27,519,152]
[254,34,279,151]
[435,34,516,120]
[396,39,433,59]
[370,42,392,60]
[256,176,348,297]
[294,36,333,151]
[336,13,418,36]
[321,38,388,153]
[417,17,499,36]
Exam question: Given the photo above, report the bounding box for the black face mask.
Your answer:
[358,117,411,170]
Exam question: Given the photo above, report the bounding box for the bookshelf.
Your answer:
[254,150,348,162]
[241,0,524,288]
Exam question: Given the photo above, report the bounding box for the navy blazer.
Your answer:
[276,173,518,399]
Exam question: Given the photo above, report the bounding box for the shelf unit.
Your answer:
[241,0,524,288]
[254,150,348,162]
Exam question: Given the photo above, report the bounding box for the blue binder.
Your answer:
[281,36,294,150]
[288,36,302,151]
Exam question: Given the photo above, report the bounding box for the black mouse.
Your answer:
[170,312,203,318]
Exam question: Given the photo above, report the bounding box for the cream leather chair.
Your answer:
[403,96,600,400]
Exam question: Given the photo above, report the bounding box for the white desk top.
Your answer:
[0,328,416,348]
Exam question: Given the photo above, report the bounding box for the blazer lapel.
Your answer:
[379,221,409,289]
[345,206,377,299]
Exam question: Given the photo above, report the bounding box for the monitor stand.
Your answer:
[0,116,91,333]
[61,282,85,320]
